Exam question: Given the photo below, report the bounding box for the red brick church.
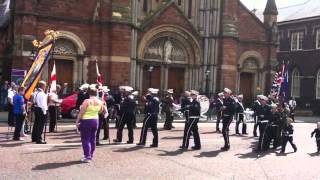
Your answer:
[0,0,277,104]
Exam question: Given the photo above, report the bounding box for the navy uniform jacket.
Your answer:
[282,124,294,137]
[120,96,136,115]
[222,97,236,119]
[311,129,320,139]
[252,100,261,116]
[189,99,201,117]
[180,96,191,113]
[145,96,160,115]
[256,105,271,122]
[215,98,223,113]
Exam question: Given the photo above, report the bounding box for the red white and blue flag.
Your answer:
[96,59,102,87]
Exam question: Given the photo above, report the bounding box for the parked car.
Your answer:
[60,93,78,118]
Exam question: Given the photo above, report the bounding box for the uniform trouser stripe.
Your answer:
[140,115,152,143]
[184,118,197,147]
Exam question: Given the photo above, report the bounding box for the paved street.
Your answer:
[0,121,320,180]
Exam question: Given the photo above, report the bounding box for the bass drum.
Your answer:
[198,95,209,116]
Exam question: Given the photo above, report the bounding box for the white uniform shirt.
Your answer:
[48,92,62,107]
[34,89,48,115]
[7,88,16,104]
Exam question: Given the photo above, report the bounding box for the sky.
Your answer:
[240,0,320,21]
[240,0,310,11]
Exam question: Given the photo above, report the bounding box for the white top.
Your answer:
[33,89,48,115]
[7,88,16,104]
[48,92,62,107]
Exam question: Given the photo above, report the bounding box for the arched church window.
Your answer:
[291,68,300,98]
[243,58,259,70]
[53,39,77,56]
[144,37,186,62]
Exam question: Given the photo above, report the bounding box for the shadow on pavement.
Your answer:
[32,160,83,170]
[112,146,144,152]
[157,149,185,156]
[307,152,320,157]
[0,142,27,147]
[51,135,79,140]
[161,136,183,140]
[24,147,79,154]
[194,149,223,158]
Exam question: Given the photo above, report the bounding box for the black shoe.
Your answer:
[96,142,101,146]
[113,139,121,143]
[191,146,201,150]
[254,134,258,137]
[243,132,248,135]
[127,141,134,144]
[150,144,158,148]
[236,132,240,135]
[136,143,145,146]
[216,130,221,133]
[103,137,109,140]
[280,150,285,154]
[36,141,47,144]
[294,147,297,152]
[221,146,230,151]
[179,145,187,150]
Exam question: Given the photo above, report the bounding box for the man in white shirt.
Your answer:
[31,81,48,144]
[7,83,16,127]
[48,84,62,133]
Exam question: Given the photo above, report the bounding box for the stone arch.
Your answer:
[56,30,86,55]
[138,24,201,65]
[238,51,264,69]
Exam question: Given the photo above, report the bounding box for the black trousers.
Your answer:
[216,111,222,131]
[164,110,174,129]
[49,106,57,132]
[182,118,201,148]
[7,103,14,126]
[96,114,109,142]
[32,107,46,142]
[181,111,189,147]
[281,136,296,152]
[13,114,25,140]
[235,114,247,134]
[257,123,268,151]
[222,117,233,147]
[139,114,158,145]
[116,112,134,142]
[253,116,259,136]
[265,125,279,149]
[317,140,320,151]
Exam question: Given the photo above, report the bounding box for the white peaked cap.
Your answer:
[80,83,89,90]
[237,94,243,98]
[190,90,199,95]
[124,86,134,92]
[260,95,268,101]
[102,86,110,93]
[224,88,232,94]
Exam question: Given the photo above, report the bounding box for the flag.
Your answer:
[96,59,102,87]
[21,42,53,100]
[280,62,289,102]
[50,61,57,92]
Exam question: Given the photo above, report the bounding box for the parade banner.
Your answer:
[21,43,53,100]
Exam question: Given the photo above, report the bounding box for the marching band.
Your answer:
[8,78,313,162]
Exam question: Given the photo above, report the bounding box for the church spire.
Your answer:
[263,0,278,15]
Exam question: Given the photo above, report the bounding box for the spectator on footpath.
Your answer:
[12,86,26,141]
[7,82,17,127]
[288,97,297,121]
[62,83,70,98]
[0,81,9,110]
[76,84,105,163]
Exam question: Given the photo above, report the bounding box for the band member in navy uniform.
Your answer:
[180,90,201,150]
[180,91,192,148]
[252,95,262,137]
[281,118,297,153]
[96,86,109,145]
[137,88,160,147]
[220,88,235,151]
[235,94,247,135]
[215,92,224,132]
[256,95,271,152]
[162,89,175,130]
[311,122,320,153]
[113,86,136,144]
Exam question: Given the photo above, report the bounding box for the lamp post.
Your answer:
[205,69,210,96]
[148,65,154,87]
